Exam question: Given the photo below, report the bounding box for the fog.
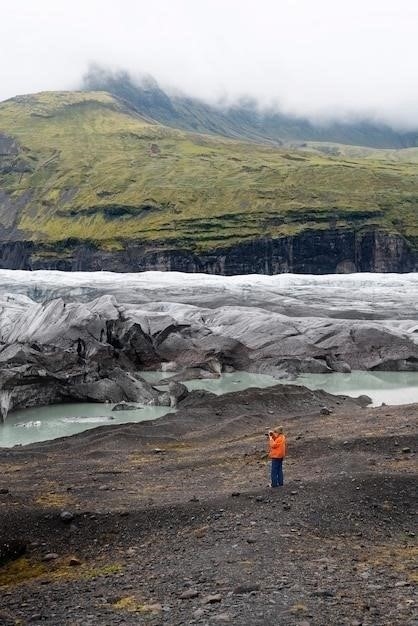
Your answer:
[1,0,417,128]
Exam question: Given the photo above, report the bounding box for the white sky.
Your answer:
[1,0,417,127]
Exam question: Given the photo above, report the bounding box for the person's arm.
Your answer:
[269,436,281,450]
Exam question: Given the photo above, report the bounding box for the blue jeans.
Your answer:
[271,458,283,487]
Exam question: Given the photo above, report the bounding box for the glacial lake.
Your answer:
[295,371,418,408]
[1,371,417,448]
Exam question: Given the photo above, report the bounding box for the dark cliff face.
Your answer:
[0,229,416,274]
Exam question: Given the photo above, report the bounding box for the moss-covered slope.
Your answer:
[0,90,417,256]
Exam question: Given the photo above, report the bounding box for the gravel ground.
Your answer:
[0,385,416,625]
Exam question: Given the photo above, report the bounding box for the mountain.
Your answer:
[0,90,417,273]
[83,68,418,150]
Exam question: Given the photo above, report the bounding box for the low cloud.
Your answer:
[1,0,417,129]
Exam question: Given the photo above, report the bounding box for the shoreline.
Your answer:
[4,366,418,448]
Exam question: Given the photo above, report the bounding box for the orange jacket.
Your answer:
[268,433,286,459]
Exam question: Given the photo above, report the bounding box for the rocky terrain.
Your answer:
[0,385,416,625]
[1,272,418,418]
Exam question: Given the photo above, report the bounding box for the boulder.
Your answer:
[168,381,188,407]
[112,401,141,411]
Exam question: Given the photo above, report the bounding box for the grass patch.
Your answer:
[34,493,74,507]
[34,481,75,508]
[68,562,122,581]
[0,557,47,586]
[0,90,417,252]
[112,596,162,614]
[0,555,122,588]
[363,543,417,583]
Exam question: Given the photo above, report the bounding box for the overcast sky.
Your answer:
[1,0,417,127]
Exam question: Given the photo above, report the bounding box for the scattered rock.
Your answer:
[179,589,199,599]
[43,553,59,562]
[233,584,260,594]
[68,556,82,566]
[142,603,162,613]
[357,394,372,406]
[320,407,331,415]
[212,613,232,622]
[202,594,222,604]
[0,488,9,495]
[312,589,335,598]
[60,510,74,523]
[401,447,411,453]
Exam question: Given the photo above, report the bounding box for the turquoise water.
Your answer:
[143,370,418,407]
[140,371,280,394]
[295,370,418,407]
[1,370,417,447]
[0,372,279,447]
[0,403,171,448]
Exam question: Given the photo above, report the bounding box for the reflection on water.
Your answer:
[1,370,417,448]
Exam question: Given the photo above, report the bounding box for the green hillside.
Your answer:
[0,90,417,254]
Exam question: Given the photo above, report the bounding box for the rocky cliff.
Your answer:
[0,229,416,274]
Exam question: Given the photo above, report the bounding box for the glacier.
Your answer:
[0,270,417,419]
[0,269,417,318]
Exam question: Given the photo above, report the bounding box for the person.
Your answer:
[267,426,286,487]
